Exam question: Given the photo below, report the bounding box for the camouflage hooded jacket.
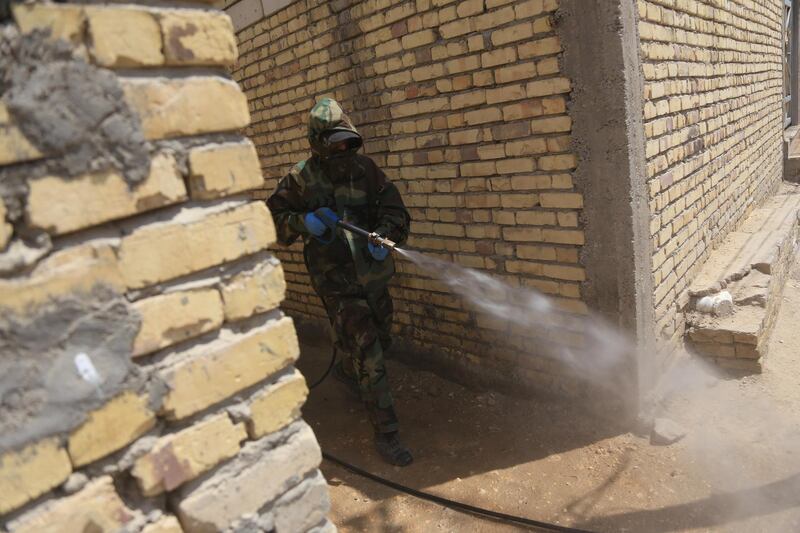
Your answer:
[267,98,410,295]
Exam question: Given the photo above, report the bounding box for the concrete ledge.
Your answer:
[686,184,800,371]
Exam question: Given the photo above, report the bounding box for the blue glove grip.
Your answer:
[314,207,340,231]
[303,212,327,237]
[368,241,389,261]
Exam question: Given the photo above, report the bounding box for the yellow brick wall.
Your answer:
[0,3,329,532]
[638,0,785,345]
[231,0,585,385]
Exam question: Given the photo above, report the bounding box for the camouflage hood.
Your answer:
[307,98,363,158]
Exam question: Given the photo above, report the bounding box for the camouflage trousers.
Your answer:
[319,288,398,434]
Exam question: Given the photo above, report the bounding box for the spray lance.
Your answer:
[337,220,397,251]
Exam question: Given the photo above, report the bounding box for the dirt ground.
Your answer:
[297,265,800,533]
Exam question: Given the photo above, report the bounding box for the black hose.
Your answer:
[322,451,597,533]
[308,346,338,389]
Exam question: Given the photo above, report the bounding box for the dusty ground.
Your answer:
[298,266,800,533]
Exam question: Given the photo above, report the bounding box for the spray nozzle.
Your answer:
[336,220,397,252]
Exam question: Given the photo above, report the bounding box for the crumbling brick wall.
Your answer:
[228,0,585,392]
[0,3,332,532]
[638,0,785,346]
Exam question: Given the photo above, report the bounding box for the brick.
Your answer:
[122,77,250,140]
[457,0,484,17]
[516,211,556,226]
[118,202,275,289]
[68,391,156,467]
[159,11,237,66]
[221,259,287,321]
[540,192,583,208]
[505,138,547,156]
[497,158,535,174]
[0,438,71,515]
[451,90,486,109]
[531,116,572,133]
[8,477,138,533]
[515,0,545,18]
[539,154,577,170]
[141,516,184,533]
[158,316,299,420]
[402,29,436,49]
[487,84,526,104]
[475,6,515,30]
[132,413,247,495]
[517,244,556,260]
[0,242,124,316]
[502,100,543,120]
[482,47,517,67]
[543,264,585,281]
[188,141,263,199]
[246,369,308,438]
[12,3,85,46]
[177,422,321,532]
[449,129,482,144]
[491,22,533,46]
[503,227,543,241]
[132,289,224,357]
[519,36,560,58]
[465,107,502,124]
[0,122,44,166]
[526,77,571,97]
[86,6,164,67]
[273,470,331,533]
[27,153,186,236]
[495,62,537,83]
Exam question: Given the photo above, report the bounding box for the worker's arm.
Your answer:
[266,172,312,246]
[370,162,411,248]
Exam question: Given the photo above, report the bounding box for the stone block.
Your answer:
[734,343,760,359]
[7,477,139,533]
[133,289,225,357]
[118,202,275,289]
[12,3,85,46]
[160,11,237,66]
[0,123,44,166]
[0,438,72,515]
[246,369,308,439]
[27,153,186,236]
[221,259,286,321]
[86,6,164,67]
[176,421,321,533]
[122,77,250,140]
[142,516,184,533]
[158,316,299,420]
[187,141,264,199]
[0,242,124,316]
[68,391,156,467]
[273,470,331,533]
[132,413,247,496]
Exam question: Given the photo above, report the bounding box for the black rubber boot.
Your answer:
[332,360,360,397]
[375,432,413,466]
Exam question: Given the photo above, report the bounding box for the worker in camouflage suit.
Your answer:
[267,98,413,466]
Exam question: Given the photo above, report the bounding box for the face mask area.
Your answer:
[319,130,362,160]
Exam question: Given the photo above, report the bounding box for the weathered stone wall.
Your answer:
[638,0,785,347]
[228,0,588,392]
[0,3,332,532]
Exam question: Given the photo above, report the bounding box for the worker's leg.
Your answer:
[333,297,399,433]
